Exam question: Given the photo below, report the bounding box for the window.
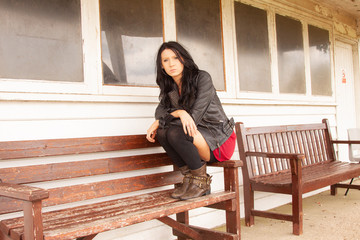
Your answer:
[308,25,332,96]
[234,2,271,92]
[100,0,163,86]
[0,0,83,82]
[175,0,225,90]
[276,14,305,94]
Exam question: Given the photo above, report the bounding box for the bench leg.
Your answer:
[243,185,254,227]
[175,211,190,240]
[292,189,303,235]
[290,158,303,235]
[330,184,337,195]
[224,167,241,237]
[23,200,44,240]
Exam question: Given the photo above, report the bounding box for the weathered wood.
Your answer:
[0,135,160,160]
[23,200,44,240]
[0,183,48,201]
[0,171,182,215]
[251,210,292,221]
[1,190,175,234]
[0,153,171,184]
[158,217,202,240]
[174,225,239,240]
[236,119,360,235]
[0,231,12,240]
[78,234,97,240]
[9,192,235,240]
[0,134,241,240]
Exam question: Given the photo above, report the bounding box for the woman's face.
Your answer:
[161,48,184,82]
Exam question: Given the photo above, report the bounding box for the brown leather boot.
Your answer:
[171,165,191,199]
[180,164,212,200]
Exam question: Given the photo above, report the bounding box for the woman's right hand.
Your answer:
[146,120,159,143]
[171,110,197,137]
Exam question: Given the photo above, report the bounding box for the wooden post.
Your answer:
[290,157,303,235]
[175,211,190,240]
[23,200,44,240]
[235,122,254,226]
[224,167,241,237]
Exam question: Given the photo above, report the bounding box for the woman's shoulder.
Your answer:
[195,70,212,84]
[194,70,215,92]
[197,70,211,79]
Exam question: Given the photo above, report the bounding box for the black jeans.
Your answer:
[156,125,217,170]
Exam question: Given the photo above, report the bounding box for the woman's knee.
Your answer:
[156,128,167,145]
[166,126,192,145]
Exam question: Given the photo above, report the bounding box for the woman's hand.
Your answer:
[146,120,159,143]
[171,110,197,137]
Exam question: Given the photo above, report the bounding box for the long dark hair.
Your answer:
[155,41,199,111]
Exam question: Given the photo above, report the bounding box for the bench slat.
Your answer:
[3,190,235,240]
[251,162,360,191]
[245,129,332,177]
[46,191,235,240]
[0,135,158,160]
[1,190,175,232]
[0,153,171,184]
[0,171,182,214]
[244,123,326,135]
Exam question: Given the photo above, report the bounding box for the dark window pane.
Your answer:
[0,0,83,82]
[100,0,163,86]
[175,0,225,90]
[234,2,271,92]
[308,25,332,96]
[276,14,305,94]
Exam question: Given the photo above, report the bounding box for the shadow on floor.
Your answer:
[216,178,360,240]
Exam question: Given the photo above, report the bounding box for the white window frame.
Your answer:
[233,0,336,104]
[0,0,101,96]
[0,0,339,105]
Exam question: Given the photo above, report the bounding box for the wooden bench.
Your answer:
[235,119,360,235]
[0,134,242,240]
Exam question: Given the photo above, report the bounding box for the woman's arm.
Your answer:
[190,71,216,125]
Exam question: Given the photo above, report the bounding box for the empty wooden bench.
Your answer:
[235,119,360,235]
[0,134,242,240]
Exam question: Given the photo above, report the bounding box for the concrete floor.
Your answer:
[218,178,360,240]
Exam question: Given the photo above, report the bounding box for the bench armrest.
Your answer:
[208,160,243,168]
[332,140,360,144]
[0,181,49,201]
[245,151,305,160]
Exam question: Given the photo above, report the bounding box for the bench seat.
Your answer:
[0,134,242,240]
[1,189,236,240]
[251,161,360,193]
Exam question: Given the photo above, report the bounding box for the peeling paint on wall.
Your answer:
[334,21,357,38]
[314,4,333,18]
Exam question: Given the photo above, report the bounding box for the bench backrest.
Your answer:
[0,135,180,215]
[236,119,336,179]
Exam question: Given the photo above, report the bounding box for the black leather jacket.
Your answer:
[155,70,234,151]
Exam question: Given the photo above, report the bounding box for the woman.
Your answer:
[146,41,236,200]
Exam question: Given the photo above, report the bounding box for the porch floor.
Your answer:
[217,178,360,240]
